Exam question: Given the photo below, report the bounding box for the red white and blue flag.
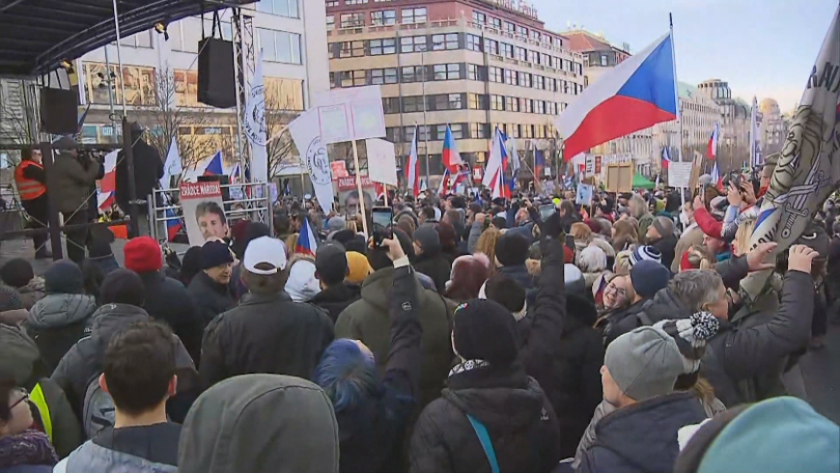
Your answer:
[710,161,721,188]
[296,217,318,256]
[165,208,182,242]
[661,146,671,170]
[406,125,421,198]
[442,125,463,173]
[707,122,720,161]
[557,32,677,160]
[203,151,224,176]
[483,127,510,199]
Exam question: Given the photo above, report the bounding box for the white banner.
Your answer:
[668,162,692,188]
[366,138,398,186]
[245,54,268,182]
[313,86,386,144]
[289,109,335,211]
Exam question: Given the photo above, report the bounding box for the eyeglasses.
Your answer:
[9,388,29,410]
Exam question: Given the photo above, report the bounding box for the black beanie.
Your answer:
[315,243,348,286]
[453,299,518,365]
[201,241,234,270]
[1,258,34,288]
[484,273,525,313]
[44,260,84,294]
[100,268,146,307]
[494,233,530,267]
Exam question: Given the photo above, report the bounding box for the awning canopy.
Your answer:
[0,0,254,77]
[632,173,656,190]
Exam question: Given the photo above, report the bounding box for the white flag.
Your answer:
[743,5,840,300]
[160,139,181,189]
[289,109,334,211]
[245,54,268,183]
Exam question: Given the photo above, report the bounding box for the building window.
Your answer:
[518,72,531,88]
[433,63,460,80]
[385,127,400,142]
[329,71,336,88]
[468,93,486,110]
[401,7,427,24]
[382,97,400,114]
[508,124,520,138]
[488,67,502,83]
[555,58,563,70]
[532,30,541,42]
[259,29,302,64]
[326,15,335,30]
[326,0,338,6]
[472,11,486,24]
[470,123,489,139]
[404,125,428,141]
[467,64,482,81]
[600,54,608,66]
[502,43,514,58]
[370,10,396,26]
[370,38,396,55]
[534,75,545,90]
[449,93,463,109]
[486,39,499,56]
[345,0,367,4]
[516,25,528,37]
[490,95,504,111]
[340,70,366,87]
[339,40,365,58]
[400,36,427,53]
[257,0,299,18]
[370,68,397,84]
[535,100,546,114]
[535,125,546,139]
[432,33,458,50]
[340,13,365,28]
[401,66,425,83]
[522,124,533,138]
[542,54,551,67]
[449,124,464,139]
[402,96,425,112]
[506,96,519,112]
[505,21,515,33]
[466,34,482,52]
[491,17,502,29]
[515,47,526,61]
[522,98,532,113]
[504,69,515,85]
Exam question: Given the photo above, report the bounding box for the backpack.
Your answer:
[82,374,115,439]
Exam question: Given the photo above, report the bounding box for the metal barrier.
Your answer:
[149,181,273,247]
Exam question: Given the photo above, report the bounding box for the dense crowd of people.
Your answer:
[1,158,839,472]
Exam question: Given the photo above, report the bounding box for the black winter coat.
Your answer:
[335,265,423,473]
[701,270,814,406]
[116,137,163,215]
[413,252,452,294]
[408,364,561,473]
[498,264,535,291]
[188,272,235,328]
[649,234,678,270]
[138,271,203,364]
[578,392,707,473]
[199,291,334,390]
[309,283,361,324]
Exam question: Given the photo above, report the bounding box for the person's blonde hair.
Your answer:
[285,233,299,255]
[345,219,358,234]
[570,222,593,243]
[613,249,634,276]
[612,220,639,252]
[475,227,501,272]
[683,244,716,271]
[733,218,756,257]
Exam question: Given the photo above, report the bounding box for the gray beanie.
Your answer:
[652,216,674,239]
[605,325,685,402]
[414,225,441,254]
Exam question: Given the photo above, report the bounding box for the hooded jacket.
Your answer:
[336,267,454,410]
[199,291,334,390]
[188,271,235,327]
[408,363,561,473]
[50,303,196,423]
[25,294,97,372]
[55,423,181,473]
[310,283,362,324]
[577,392,707,473]
[413,250,452,294]
[178,375,339,473]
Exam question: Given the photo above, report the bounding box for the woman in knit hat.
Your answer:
[24,261,97,372]
[345,251,372,285]
[444,254,490,303]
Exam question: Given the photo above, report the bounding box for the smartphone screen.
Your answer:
[539,203,556,221]
[371,207,393,228]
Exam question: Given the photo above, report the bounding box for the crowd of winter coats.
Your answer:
[1,172,839,473]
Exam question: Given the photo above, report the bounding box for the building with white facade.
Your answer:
[758,97,786,156]
[653,82,723,173]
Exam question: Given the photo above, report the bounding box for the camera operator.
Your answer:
[50,136,101,263]
[117,122,164,236]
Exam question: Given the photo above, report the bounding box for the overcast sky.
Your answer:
[533,0,837,112]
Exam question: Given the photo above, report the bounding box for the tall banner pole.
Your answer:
[669,13,685,207]
[350,140,369,237]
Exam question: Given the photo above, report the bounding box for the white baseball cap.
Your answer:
[243,236,287,275]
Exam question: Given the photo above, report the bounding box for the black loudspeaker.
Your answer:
[40,87,78,135]
[197,37,236,108]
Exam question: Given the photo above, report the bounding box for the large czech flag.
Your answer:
[557,32,677,160]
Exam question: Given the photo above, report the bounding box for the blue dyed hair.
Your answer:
[313,339,378,413]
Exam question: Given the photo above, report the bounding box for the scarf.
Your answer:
[449,359,490,377]
[0,430,58,469]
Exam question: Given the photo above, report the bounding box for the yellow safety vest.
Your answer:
[30,383,53,442]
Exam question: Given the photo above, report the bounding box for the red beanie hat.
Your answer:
[124,236,162,273]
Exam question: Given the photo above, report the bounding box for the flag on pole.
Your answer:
[406,125,420,197]
[165,208,182,242]
[203,151,223,176]
[246,53,269,183]
[707,122,720,160]
[296,217,318,256]
[710,161,720,187]
[534,149,546,178]
[437,168,451,196]
[556,32,677,160]
[98,149,119,210]
[743,5,840,300]
[506,137,520,194]
[661,147,671,170]
[442,125,463,172]
[160,139,182,189]
[750,97,763,168]
[483,127,509,199]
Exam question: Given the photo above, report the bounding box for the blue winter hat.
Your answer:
[44,260,84,294]
[696,397,840,473]
[629,260,670,298]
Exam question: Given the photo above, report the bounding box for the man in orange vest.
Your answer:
[14,147,51,258]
